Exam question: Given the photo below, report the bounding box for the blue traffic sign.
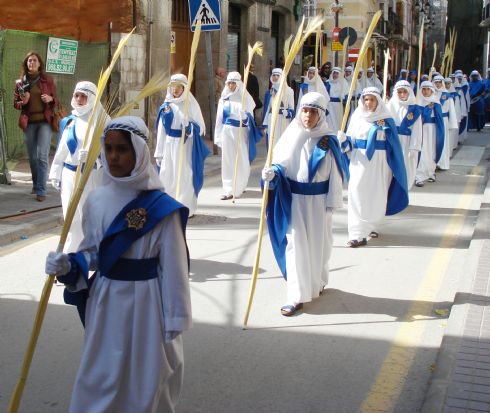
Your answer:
[188,0,221,32]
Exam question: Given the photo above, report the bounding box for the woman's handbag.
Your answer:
[52,102,69,133]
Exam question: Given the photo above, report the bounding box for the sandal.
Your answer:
[280,303,303,317]
[346,238,367,248]
[369,231,379,238]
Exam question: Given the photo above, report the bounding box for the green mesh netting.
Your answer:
[0,29,109,160]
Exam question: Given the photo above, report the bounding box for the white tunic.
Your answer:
[326,77,348,134]
[69,184,191,413]
[386,100,422,190]
[214,90,255,197]
[263,86,295,148]
[154,100,203,216]
[347,117,392,240]
[436,92,458,170]
[415,103,440,183]
[272,126,343,305]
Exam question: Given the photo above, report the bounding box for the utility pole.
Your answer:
[334,0,340,66]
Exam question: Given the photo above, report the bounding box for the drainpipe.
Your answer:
[145,0,153,126]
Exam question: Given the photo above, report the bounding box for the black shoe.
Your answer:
[427,177,436,183]
[369,231,379,238]
[220,194,233,200]
[415,181,424,187]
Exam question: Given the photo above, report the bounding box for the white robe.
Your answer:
[326,77,348,133]
[436,92,458,170]
[49,115,103,252]
[347,116,392,240]
[68,185,190,413]
[154,99,205,216]
[272,124,343,305]
[415,104,439,183]
[366,75,384,94]
[214,91,255,197]
[386,100,422,190]
[263,85,295,148]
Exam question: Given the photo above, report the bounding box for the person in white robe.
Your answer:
[454,71,470,144]
[326,66,349,134]
[296,66,330,112]
[366,67,383,94]
[433,75,459,170]
[154,74,210,217]
[344,87,408,246]
[262,68,295,148]
[415,81,445,187]
[445,77,462,153]
[45,116,192,413]
[214,71,261,199]
[261,92,345,316]
[49,81,109,252]
[386,80,423,190]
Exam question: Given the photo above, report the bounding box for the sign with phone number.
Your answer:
[46,37,78,75]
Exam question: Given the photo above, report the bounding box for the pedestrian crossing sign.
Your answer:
[188,0,221,32]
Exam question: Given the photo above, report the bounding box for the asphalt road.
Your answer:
[0,133,488,413]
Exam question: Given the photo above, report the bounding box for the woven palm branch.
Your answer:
[417,23,424,97]
[243,15,325,327]
[429,43,438,81]
[383,49,391,101]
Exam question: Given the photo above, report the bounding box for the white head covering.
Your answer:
[221,71,243,99]
[273,92,333,165]
[353,87,392,122]
[470,70,482,80]
[71,81,97,117]
[390,80,417,106]
[165,73,206,135]
[328,66,343,83]
[270,68,283,86]
[418,80,439,105]
[101,116,163,191]
[444,77,457,93]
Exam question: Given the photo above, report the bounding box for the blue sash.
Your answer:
[352,118,408,216]
[57,114,77,152]
[330,97,341,103]
[397,105,422,136]
[223,99,262,164]
[63,162,96,172]
[265,135,346,279]
[63,191,189,326]
[422,103,445,163]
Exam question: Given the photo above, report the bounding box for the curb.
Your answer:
[421,148,490,412]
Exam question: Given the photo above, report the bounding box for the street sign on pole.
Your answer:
[189,0,221,32]
[332,27,343,51]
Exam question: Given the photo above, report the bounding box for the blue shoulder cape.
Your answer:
[62,190,189,325]
[57,114,77,154]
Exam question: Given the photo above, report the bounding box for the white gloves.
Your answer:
[182,115,190,127]
[337,131,347,144]
[45,251,71,277]
[240,110,248,119]
[262,167,275,182]
[51,179,61,191]
[155,157,162,167]
[78,148,88,163]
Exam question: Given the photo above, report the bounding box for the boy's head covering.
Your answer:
[101,116,163,191]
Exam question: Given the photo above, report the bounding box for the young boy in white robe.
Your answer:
[262,92,346,316]
[262,68,295,148]
[326,66,349,134]
[296,66,330,113]
[214,72,261,200]
[433,75,459,170]
[386,80,423,190]
[49,81,109,252]
[154,74,210,217]
[45,116,192,413]
[366,67,384,94]
[415,81,445,187]
[344,87,408,247]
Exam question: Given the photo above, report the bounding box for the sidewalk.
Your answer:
[0,154,222,247]
[422,142,490,413]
